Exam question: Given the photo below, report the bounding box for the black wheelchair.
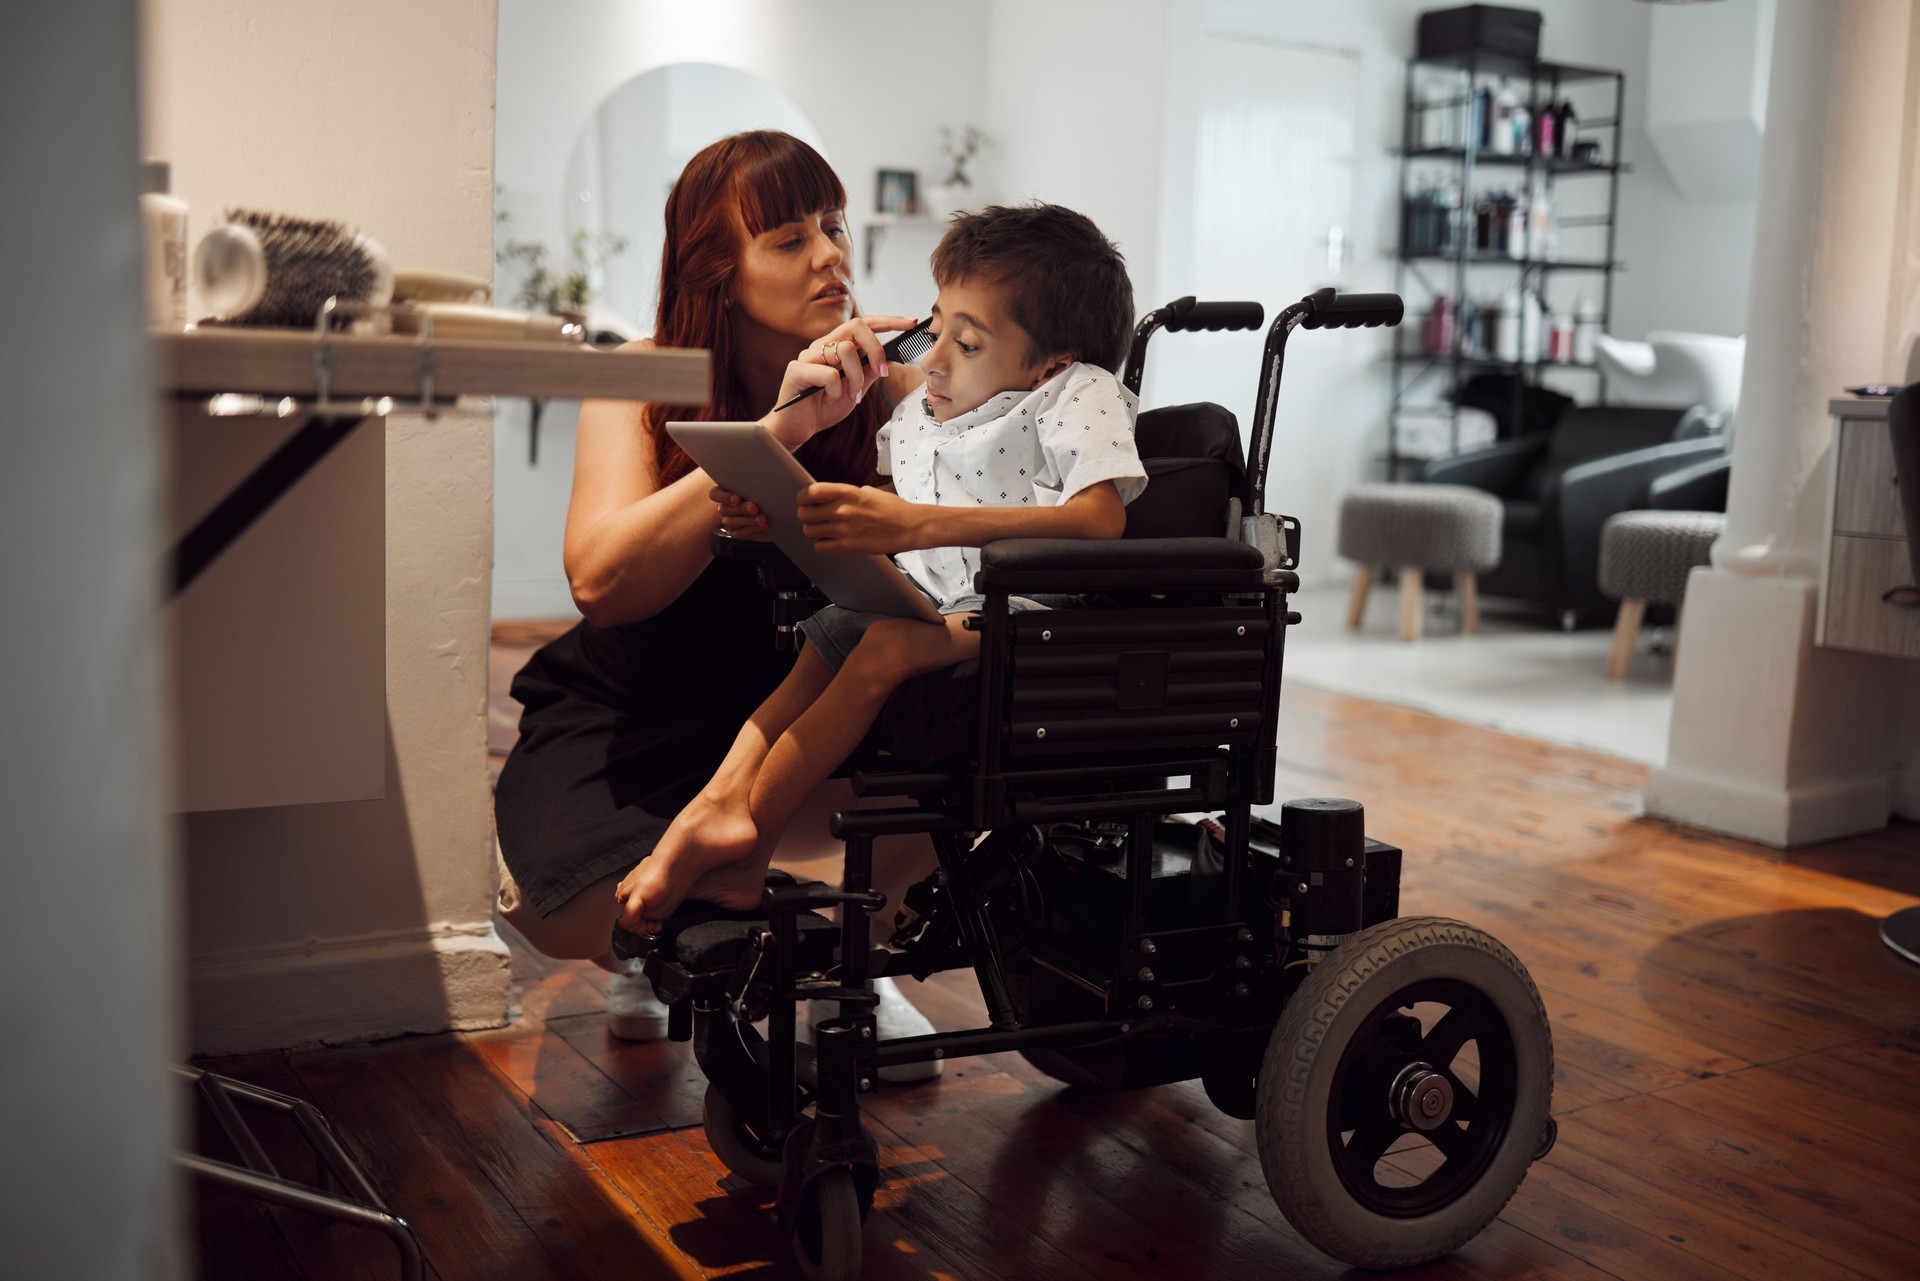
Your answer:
[616,290,1557,1280]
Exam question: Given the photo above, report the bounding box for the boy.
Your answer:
[617,203,1145,932]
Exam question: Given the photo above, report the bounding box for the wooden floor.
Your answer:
[190,620,1920,1280]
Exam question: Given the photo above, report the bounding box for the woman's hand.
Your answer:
[762,314,919,449]
[796,483,927,553]
[711,486,771,541]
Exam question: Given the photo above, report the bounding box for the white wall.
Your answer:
[493,0,1767,609]
[145,0,508,1052]
[2,6,181,1274]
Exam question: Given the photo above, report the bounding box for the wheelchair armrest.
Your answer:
[976,536,1277,594]
[709,529,785,563]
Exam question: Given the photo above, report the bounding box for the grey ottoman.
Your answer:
[1338,483,1502,641]
[1598,509,1724,678]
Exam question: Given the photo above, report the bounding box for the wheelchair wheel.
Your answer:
[791,1167,863,1281]
[1255,917,1552,1269]
[701,1085,783,1188]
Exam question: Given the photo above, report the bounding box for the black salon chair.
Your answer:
[1417,404,1725,623]
[1643,450,1731,513]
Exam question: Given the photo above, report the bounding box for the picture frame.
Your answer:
[875,168,920,216]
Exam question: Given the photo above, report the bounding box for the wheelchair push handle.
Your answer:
[1163,296,1266,333]
[1123,296,1268,394]
[1297,289,1404,331]
[1245,289,1405,517]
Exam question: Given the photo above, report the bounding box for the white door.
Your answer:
[1148,35,1368,582]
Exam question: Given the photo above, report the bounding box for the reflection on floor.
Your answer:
[1283,585,1676,765]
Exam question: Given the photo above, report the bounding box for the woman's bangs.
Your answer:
[734,135,846,238]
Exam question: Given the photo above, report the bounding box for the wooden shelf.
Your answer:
[155,327,710,404]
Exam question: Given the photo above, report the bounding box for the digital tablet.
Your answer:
[667,421,944,625]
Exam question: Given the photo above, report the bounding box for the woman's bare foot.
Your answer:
[615,794,760,933]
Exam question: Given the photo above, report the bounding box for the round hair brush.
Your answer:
[193,208,394,327]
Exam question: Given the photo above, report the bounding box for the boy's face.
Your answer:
[921,275,1068,422]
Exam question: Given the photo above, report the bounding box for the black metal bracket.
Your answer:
[170,413,370,598]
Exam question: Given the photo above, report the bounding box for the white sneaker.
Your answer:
[873,976,942,1083]
[789,976,942,1083]
[606,960,672,1041]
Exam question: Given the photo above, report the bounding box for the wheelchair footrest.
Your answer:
[629,870,843,1005]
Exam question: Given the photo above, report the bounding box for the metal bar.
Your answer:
[171,412,368,598]
[179,1155,424,1281]
[189,1071,280,1179]
[838,833,874,1039]
[871,1019,1119,1066]
[937,829,1021,1028]
[1125,815,1154,938]
[1007,789,1210,824]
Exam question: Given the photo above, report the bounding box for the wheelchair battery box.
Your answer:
[1416,5,1542,64]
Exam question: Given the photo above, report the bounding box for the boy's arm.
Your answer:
[797,481,1125,554]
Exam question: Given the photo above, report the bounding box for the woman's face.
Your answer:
[731,208,853,344]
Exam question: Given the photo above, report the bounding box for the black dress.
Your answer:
[494,556,794,917]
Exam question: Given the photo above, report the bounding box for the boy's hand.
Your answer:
[797,483,925,553]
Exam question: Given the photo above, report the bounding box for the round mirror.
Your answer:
[564,64,830,337]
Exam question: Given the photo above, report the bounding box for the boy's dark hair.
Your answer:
[931,203,1135,373]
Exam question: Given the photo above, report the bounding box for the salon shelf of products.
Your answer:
[1388,51,1626,476]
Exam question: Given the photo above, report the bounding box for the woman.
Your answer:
[494,131,937,1068]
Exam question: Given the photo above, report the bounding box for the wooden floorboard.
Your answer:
[182,644,1920,1280]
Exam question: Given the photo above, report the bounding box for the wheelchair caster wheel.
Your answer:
[792,1167,863,1281]
[1254,917,1553,1270]
[701,1086,783,1187]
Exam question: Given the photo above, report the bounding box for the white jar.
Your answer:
[140,160,188,328]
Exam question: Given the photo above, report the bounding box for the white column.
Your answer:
[1647,0,1920,846]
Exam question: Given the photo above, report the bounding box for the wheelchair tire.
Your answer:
[701,1086,784,1188]
[1018,1047,1112,1091]
[791,1167,863,1281]
[1255,917,1552,1270]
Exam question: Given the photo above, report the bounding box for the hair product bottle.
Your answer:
[141,160,188,328]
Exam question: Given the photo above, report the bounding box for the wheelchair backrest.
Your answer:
[1125,402,1251,541]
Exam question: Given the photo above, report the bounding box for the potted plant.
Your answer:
[495,209,628,327]
[925,124,989,219]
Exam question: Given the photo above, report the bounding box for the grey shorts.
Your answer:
[798,592,1080,672]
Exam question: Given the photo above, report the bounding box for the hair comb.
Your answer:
[772,316,935,412]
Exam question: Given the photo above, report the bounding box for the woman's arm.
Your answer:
[567,325,921,623]
[795,480,1127,553]
[563,386,728,627]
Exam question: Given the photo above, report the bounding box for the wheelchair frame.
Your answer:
[623,289,1557,1279]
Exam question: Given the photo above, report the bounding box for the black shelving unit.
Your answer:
[1389,51,1627,475]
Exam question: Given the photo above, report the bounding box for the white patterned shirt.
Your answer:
[876,362,1146,607]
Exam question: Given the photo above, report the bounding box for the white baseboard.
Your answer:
[1644,764,1891,848]
[491,575,580,621]
[189,922,511,1056]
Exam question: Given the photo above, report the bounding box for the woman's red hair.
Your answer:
[644,131,885,485]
